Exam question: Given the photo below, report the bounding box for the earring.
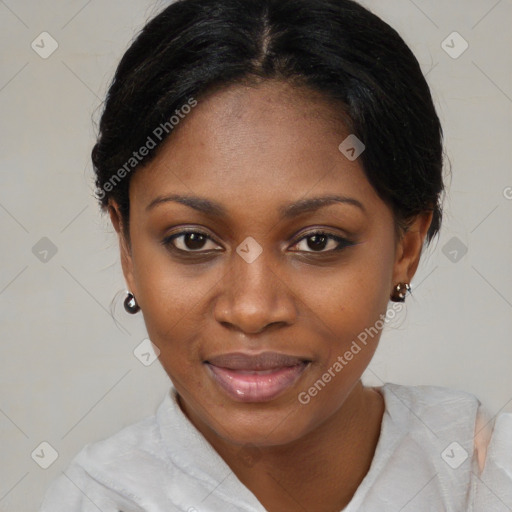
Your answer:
[124,291,140,314]
[390,282,411,302]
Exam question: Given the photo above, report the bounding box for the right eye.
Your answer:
[161,229,222,253]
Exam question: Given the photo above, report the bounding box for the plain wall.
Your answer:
[0,1,511,510]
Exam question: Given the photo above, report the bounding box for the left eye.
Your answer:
[291,231,353,253]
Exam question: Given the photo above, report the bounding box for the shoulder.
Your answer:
[76,412,164,472]
[379,381,481,431]
[380,381,480,407]
[378,383,512,480]
[473,409,512,509]
[352,383,511,510]
[39,387,263,511]
[356,383,481,508]
[39,393,175,511]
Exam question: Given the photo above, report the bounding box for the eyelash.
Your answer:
[161,229,355,255]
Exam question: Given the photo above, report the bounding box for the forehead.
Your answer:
[129,80,379,215]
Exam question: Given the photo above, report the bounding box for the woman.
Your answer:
[39,0,511,510]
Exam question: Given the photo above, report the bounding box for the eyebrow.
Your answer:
[145,193,366,218]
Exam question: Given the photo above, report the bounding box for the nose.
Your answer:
[213,244,297,335]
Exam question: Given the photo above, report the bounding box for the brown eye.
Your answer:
[162,230,220,252]
[291,231,354,253]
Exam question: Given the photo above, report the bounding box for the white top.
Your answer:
[38,382,512,511]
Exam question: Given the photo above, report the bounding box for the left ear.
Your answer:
[391,210,434,288]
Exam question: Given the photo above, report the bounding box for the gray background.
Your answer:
[0,1,511,510]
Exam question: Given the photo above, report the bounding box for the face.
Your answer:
[110,80,431,447]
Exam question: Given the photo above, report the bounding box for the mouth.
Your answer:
[204,351,311,403]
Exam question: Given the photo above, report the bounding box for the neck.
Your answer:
[179,381,385,512]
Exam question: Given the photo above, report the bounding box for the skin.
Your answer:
[109,79,433,512]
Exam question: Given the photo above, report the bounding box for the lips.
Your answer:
[206,351,309,370]
[204,351,311,402]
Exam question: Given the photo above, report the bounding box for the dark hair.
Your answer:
[92,0,445,246]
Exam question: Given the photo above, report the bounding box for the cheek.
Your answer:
[129,232,220,359]
[296,232,396,391]
[293,245,394,425]
[299,235,395,338]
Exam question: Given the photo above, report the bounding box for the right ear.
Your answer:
[108,200,137,296]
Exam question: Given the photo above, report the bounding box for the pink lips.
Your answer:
[205,352,310,402]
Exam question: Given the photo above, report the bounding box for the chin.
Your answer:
[203,398,316,448]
